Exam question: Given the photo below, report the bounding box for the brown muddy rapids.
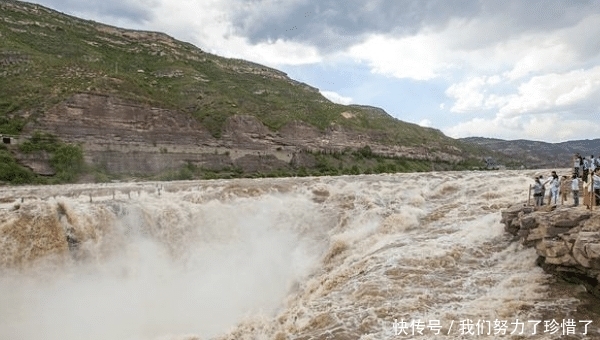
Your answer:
[1,170,599,339]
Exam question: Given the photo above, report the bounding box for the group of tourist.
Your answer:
[532,153,600,207]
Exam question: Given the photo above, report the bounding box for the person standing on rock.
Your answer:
[547,171,560,205]
[539,175,546,205]
[583,157,590,182]
[574,153,581,177]
[533,177,544,206]
[560,175,569,204]
[571,174,580,207]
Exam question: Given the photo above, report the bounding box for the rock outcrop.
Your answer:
[20,93,463,176]
[501,204,600,297]
[13,150,55,175]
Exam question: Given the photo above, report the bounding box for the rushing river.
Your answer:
[0,170,599,339]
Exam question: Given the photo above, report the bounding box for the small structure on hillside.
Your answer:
[0,134,19,145]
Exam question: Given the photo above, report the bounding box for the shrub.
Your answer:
[19,132,60,153]
[0,117,26,135]
[357,145,373,158]
[50,144,85,182]
[0,148,35,184]
[178,166,193,180]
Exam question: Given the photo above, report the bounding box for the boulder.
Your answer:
[502,204,532,235]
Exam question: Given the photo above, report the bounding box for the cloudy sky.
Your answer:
[27,0,600,142]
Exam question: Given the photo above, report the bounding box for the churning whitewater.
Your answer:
[0,170,598,339]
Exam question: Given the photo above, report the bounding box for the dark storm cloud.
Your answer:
[231,0,479,51]
[475,0,600,42]
[230,0,599,52]
[31,0,154,24]
[484,0,598,30]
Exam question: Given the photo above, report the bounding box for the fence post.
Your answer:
[590,172,594,210]
[593,180,596,211]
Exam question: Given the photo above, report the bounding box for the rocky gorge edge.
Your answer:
[501,204,600,298]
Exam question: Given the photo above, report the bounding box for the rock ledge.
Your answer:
[501,204,600,297]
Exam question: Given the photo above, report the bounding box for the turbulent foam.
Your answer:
[0,170,597,339]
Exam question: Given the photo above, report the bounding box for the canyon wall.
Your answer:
[19,93,462,175]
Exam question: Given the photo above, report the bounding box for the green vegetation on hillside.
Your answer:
[0,145,36,184]
[0,0,517,185]
[0,0,457,144]
[149,148,490,182]
[19,132,85,182]
[0,132,85,185]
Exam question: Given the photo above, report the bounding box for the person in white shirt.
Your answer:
[590,155,596,173]
[571,175,579,206]
[583,157,590,182]
[574,153,581,177]
[546,171,560,205]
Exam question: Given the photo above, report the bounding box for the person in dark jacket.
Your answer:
[533,177,544,206]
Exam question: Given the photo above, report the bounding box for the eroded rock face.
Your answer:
[36,93,216,145]
[20,93,464,176]
[502,205,600,297]
[13,151,55,176]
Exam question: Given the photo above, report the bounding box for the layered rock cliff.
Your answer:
[21,92,463,176]
[502,205,600,297]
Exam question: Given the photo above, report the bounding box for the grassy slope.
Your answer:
[1,1,464,144]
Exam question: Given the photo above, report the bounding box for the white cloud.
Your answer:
[344,17,580,82]
[347,32,450,80]
[445,65,600,118]
[445,113,600,142]
[418,119,432,127]
[239,39,322,66]
[320,91,353,105]
[445,116,522,140]
[503,41,575,81]
[444,65,600,142]
[445,77,487,113]
[445,75,516,113]
[499,66,600,117]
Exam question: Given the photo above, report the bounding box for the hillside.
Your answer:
[0,0,500,183]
